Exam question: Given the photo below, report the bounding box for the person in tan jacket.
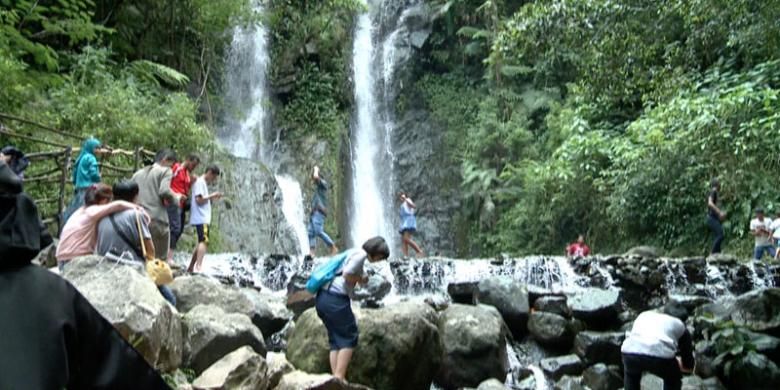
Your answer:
[132,149,181,260]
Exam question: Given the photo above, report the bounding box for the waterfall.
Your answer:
[219,2,308,254]
[275,175,310,255]
[348,2,404,249]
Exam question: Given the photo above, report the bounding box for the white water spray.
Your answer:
[349,10,395,247]
[276,175,310,255]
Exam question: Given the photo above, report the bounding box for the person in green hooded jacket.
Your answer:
[63,138,105,224]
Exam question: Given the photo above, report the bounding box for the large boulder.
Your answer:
[534,296,570,317]
[436,304,510,389]
[267,352,295,390]
[730,288,780,335]
[183,304,267,374]
[721,351,780,389]
[351,273,393,302]
[555,375,586,390]
[171,276,292,337]
[272,371,371,390]
[573,331,625,365]
[682,376,726,390]
[287,303,442,389]
[63,255,182,371]
[540,354,583,380]
[581,363,622,390]
[192,346,268,390]
[286,290,315,319]
[528,312,572,347]
[448,281,477,304]
[474,276,529,337]
[567,289,620,328]
[475,378,507,390]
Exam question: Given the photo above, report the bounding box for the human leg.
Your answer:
[312,212,337,254]
[621,354,644,390]
[334,348,354,380]
[406,232,423,256]
[148,220,170,260]
[166,204,182,260]
[188,225,208,272]
[754,246,764,260]
[157,285,176,306]
[707,216,724,254]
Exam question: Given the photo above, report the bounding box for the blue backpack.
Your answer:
[305,250,355,294]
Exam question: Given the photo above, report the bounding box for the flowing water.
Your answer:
[219,1,309,253]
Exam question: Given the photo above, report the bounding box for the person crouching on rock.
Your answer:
[621,301,695,390]
[315,236,390,381]
[0,162,168,389]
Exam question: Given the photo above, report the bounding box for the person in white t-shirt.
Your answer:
[750,208,775,260]
[187,165,222,273]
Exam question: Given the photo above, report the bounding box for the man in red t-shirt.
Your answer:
[166,154,200,260]
[565,234,591,257]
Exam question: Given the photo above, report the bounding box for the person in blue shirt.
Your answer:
[308,165,338,257]
[63,138,105,224]
[398,192,424,258]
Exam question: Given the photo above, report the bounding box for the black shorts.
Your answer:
[399,227,417,235]
[195,224,209,243]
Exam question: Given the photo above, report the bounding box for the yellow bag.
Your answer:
[146,259,174,286]
[135,211,174,286]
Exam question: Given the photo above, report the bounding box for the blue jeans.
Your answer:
[308,211,334,249]
[166,203,184,250]
[707,215,724,254]
[158,285,176,306]
[754,245,776,260]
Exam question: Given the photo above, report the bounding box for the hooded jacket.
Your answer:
[73,138,102,189]
[0,167,169,389]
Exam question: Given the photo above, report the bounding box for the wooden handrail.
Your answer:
[0,113,82,140]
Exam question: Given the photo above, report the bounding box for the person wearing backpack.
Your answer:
[313,236,390,381]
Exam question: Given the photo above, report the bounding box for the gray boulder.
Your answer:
[183,304,267,374]
[287,303,442,389]
[682,376,726,390]
[534,296,570,317]
[272,371,372,390]
[192,346,268,390]
[351,273,393,302]
[581,363,622,390]
[476,378,507,390]
[731,288,780,335]
[437,304,509,388]
[266,352,295,390]
[474,276,529,337]
[32,240,58,268]
[625,246,661,258]
[63,255,182,371]
[171,275,292,337]
[528,312,572,347]
[722,351,780,389]
[573,331,625,365]
[540,354,583,380]
[286,290,315,319]
[448,281,477,304]
[554,375,586,390]
[567,289,620,328]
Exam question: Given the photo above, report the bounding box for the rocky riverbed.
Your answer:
[55,250,780,389]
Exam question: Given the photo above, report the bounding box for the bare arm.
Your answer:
[84,201,137,220]
[312,166,320,180]
[143,238,155,260]
[404,197,416,208]
[158,168,176,203]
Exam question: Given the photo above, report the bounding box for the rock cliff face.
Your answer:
[213,156,298,254]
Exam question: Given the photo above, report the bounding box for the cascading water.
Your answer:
[348,0,417,251]
[218,1,309,254]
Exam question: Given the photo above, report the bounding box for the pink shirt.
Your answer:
[56,201,145,262]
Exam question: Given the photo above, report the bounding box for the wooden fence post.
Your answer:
[58,146,72,236]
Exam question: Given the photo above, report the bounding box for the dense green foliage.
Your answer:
[419,0,780,256]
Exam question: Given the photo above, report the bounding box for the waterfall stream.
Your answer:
[218,2,308,254]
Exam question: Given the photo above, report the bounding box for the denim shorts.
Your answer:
[315,289,358,350]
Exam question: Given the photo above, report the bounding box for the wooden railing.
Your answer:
[0,114,155,234]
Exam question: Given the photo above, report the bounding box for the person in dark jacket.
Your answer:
[0,145,29,179]
[0,161,169,389]
[621,301,695,390]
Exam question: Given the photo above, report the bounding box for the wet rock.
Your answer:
[694,340,717,378]
[540,354,583,380]
[182,304,267,374]
[352,272,392,302]
[286,290,315,319]
[640,373,664,389]
[668,295,712,313]
[625,246,661,258]
[63,255,182,371]
[171,275,292,337]
[581,363,622,390]
[287,303,442,389]
[554,375,586,390]
[682,375,726,390]
[474,276,529,338]
[424,295,450,311]
[192,346,268,390]
[448,281,477,304]
[721,351,780,389]
[706,253,738,265]
[475,378,507,390]
[266,352,295,390]
[437,304,509,389]
[534,296,570,317]
[681,257,707,284]
[573,331,625,365]
[730,288,780,335]
[272,371,372,390]
[32,240,57,268]
[568,289,620,328]
[528,312,572,347]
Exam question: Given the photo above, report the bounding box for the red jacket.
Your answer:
[169,163,191,206]
[566,242,590,257]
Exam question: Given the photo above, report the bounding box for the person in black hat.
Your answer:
[0,161,168,389]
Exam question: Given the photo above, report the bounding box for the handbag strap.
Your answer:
[133,209,148,261]
[108,213,144,260]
